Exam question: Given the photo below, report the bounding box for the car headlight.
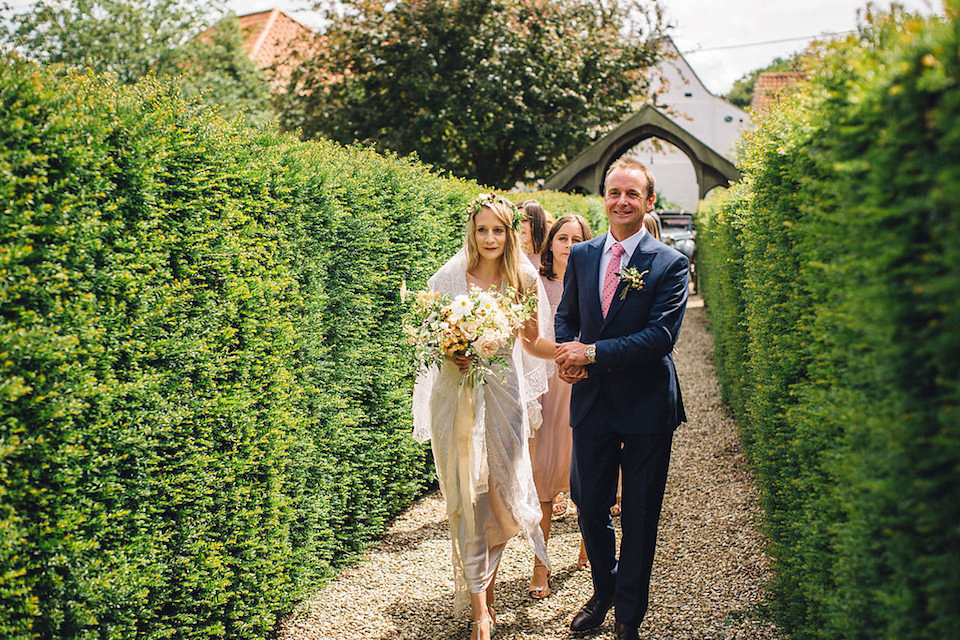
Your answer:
[676,239,695,259]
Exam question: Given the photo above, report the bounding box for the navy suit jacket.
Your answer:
[555,231,689,435]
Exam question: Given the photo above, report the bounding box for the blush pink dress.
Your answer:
[529,274,573,502]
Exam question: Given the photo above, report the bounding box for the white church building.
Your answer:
[633,37,751,209]
[544,37,748,208]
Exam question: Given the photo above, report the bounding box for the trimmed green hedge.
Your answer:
[523,190,606,233]
[697,6,960,638]
[0,56,594,638]
[0,56,451,638]
[696,188,749,423]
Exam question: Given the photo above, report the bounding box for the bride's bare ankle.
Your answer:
[471,616,493,640]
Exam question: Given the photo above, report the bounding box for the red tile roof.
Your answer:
[750,72,807,111]
[197,9,317,88]
[239,10,312,72]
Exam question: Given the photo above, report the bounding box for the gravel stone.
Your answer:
[275,296,785,639]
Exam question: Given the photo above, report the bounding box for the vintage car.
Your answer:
[654,209,697,293]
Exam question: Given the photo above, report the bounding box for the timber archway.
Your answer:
[544,104,740,198]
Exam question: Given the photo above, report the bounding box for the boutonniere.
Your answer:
[617,267,649,300]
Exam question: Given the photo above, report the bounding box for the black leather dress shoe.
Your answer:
[614,620,640,640]
[570,594,613,633]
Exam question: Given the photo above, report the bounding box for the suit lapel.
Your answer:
[583,237,605,326]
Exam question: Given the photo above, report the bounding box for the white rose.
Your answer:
[492,309,509,331]
[459,319,479,341]
[475,329,505,359]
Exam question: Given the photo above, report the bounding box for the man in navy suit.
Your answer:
[555,157,689,640]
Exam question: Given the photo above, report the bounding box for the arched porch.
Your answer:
[543,104,740,198]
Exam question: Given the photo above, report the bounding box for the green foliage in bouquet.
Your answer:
[696,4,960,638]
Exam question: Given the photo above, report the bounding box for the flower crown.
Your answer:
[466,193,523,232]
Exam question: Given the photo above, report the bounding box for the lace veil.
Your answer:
[410,248,554,610]
[411,249,554,444]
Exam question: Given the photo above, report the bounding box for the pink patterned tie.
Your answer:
[601,242,625,318]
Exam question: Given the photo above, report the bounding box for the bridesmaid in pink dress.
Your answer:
[527,213,594,598]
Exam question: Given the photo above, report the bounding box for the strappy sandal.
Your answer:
[552,493,568,518]
[468,608,496,634]
[528,562,552,599]
[469,616,495,640]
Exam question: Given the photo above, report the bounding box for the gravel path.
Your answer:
[276,297,785,639]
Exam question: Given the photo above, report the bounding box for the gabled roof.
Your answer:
[656,36,711,98]
[544,104,740,198]
[236,9,313,73]
[191,8,319,88]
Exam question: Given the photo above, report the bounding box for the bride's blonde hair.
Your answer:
[464,195,528,302]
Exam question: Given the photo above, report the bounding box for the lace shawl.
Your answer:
[412,249,553,444]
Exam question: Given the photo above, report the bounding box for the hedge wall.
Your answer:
[696,6,960,638]
[0,56,602,638]
[525,190,606,233]
[696,188,749,423]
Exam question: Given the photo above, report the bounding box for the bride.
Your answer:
[412,193,558,640]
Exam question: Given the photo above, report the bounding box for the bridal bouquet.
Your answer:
[406,286,536,385]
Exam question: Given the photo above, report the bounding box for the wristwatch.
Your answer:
[584,344,597,364]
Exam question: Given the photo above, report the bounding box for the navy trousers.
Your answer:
[570,425,674,627]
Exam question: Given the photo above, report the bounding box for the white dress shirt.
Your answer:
[598,226,647,303]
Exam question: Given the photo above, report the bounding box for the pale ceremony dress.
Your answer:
[412,249,552,613]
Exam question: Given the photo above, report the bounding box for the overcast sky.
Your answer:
[664,0,943,93]
[7,0,943,95]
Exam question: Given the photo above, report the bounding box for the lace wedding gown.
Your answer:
[412,249,552,613]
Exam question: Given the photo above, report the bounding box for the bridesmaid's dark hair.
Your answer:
[539,214,593,280]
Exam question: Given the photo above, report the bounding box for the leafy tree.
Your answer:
[1,0,218,84]
[179,14,277,125]
[282,0,666,189]
[0,1,276,123]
